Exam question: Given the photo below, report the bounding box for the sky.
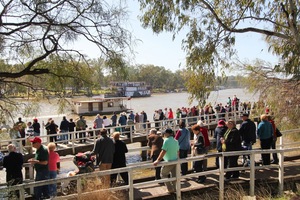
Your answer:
[75,0,279,73]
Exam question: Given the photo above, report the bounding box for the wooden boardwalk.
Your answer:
[133,157,300,199]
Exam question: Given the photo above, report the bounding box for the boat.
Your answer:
[111,81,151,97]
[72,96,130,115]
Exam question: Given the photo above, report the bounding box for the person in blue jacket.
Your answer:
[174,121,191,175]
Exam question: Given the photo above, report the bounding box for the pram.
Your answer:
[73,151,96,174]
[60,152,96,195]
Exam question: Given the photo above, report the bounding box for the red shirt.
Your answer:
[200,127,210,147]
[48,151,60,171]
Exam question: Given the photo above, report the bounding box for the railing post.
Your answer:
[71,131,75,154]
[249,152,255,196]
[129,168,134,200]
[176,161,182,200]
[19,187,25,200]
[19,140,23,154]
[77,176,82,197]
[130,125,133,143]
[219,155,224,200]
[278,150,284,195]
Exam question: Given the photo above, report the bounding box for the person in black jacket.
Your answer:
[221,120,241,180]
[111,132,128,185]
[239,113,256,166]
[3,144,23,198]
[3,144,23,186]
[60,116,69,144]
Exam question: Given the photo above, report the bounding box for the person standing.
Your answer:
[45,119,58,145]
[174,121,190,175]
[154,128,179,193]
[59,116,69,144]
[28,137,50,199]
[118,113,127,133]
[68,118,76,140]
[47,142,60,197]
[147,129,164,180]
[221,120,241,180]
[239,113,257,166]
[168,108,174,123]
[257,114,274,165]
[92,128,115,188]
[142,111,148,129]
[196,121,210,173]
[103,116,112,135]
[111,132,128,185]
[32,118,41,136]
[3,144,23,192]
[134,112,139,131]
[138,112,144,130]
[15,117,26,146]
[76,116,87,143]
[111,112,118,130]
[191,124,206,183]
[153,110,160,130]
[268,115,278,164]
[214,120,227,168]
[25,121,34,154]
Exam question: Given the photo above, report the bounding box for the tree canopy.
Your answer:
[138,0,300,98]
[0,0,132,120]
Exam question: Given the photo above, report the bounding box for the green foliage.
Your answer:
[138,0,300,103]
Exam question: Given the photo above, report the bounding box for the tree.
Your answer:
[0,0,132,121]
[238,60,300,129]
[138,0,300,102]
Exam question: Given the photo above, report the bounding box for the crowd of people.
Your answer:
[0,94,282,197]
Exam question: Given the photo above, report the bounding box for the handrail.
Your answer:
[1,146,300,200]
[0,111,246,154]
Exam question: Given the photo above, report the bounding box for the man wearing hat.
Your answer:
[239,113,256,166]
[28,137,50,199]
[154,128,179,193]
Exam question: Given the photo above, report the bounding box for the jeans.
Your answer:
[34,169,50,200]
[242,142,253,166]
[60,130,68,143]
[49,171,57,196]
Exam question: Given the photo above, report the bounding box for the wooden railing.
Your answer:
[0,110,247,155]
[0,129,299,200]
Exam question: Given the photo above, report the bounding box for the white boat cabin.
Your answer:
[72,97,130,115]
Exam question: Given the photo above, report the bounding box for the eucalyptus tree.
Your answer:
[239,60,300,129]
[138,0,300,103]
[0,0,132,120]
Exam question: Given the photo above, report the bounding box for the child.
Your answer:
[48,142,60,197]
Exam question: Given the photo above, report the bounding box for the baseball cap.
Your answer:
[30,136,42,143]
